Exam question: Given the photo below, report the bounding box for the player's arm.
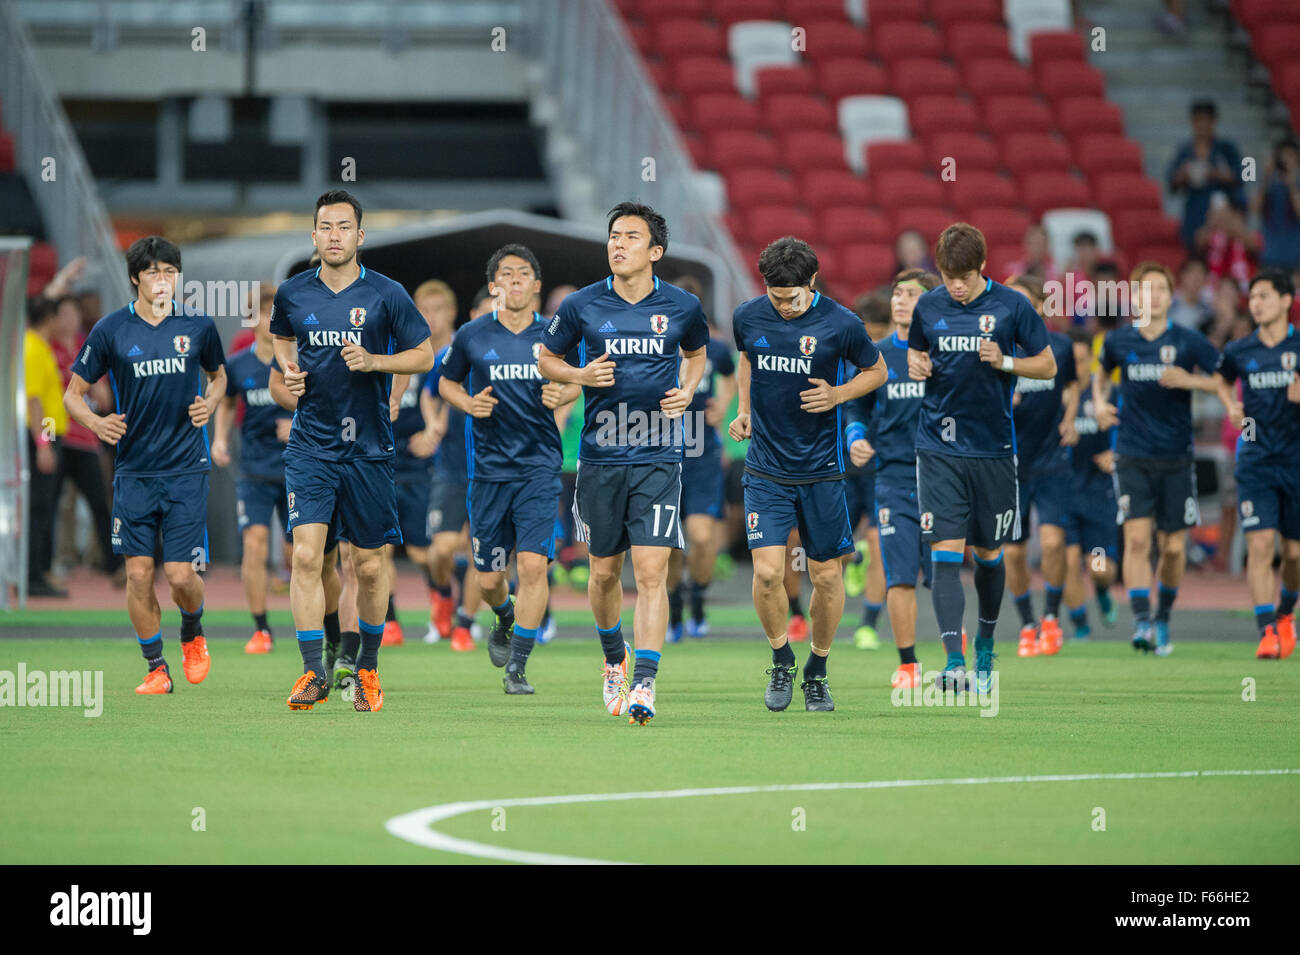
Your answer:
[389,374,409,422]
[63,373,126,446]
[438,375,497,419]
[1058,379,1082,446]
[727,351,752,440]
[662,346,706,418]
[709,365,737,428]
[341,337,434,375]
[804,353,886,412]
[844,395,876,467]
[542,381,582,410]
[1158,365,1218,393]
[980,339,1056,380]
[211,395,238,466]
[269,362,297,411]
[1211,370,1245,426]
[187,362,225,429]
[538,345,615,388]
[273,334,306,398]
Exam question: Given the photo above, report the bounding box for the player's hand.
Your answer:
[1096,400,1118,430]
[389,394,401,421]
[211,438,231,467]
[1287,374,1300,405]
[728,412,751,441]
[1058,416,1079,447]
[276,417,292,443]
[1158,365,1193,390]
[468,385,498,418]
[978,338,1004,367]
[849,438,875,467]
[188,395,212,428]
[799,378,840,413]
[581,351,616,388]
[1225,397,1246,429]
[660,387,690,419]
[284,361,307,397]
[704,397,724,428]
[908,350,932,380]
[541,382,566,409]
[341,343,378,373]
[94,413,126,445]
[35,442,56,475]
[408,429,437,458]
[1092,449,1115,474]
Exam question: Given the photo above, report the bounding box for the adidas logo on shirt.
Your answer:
[304,314,319,325]
[484,349,500,361]
[127,345,143,357]
[599,321,617,333]
[754,336,770,347]
[934,319,948,330]
[1247,359,1260,371]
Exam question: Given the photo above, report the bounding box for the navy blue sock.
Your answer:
[1069,604,1089,636]
[1129,588,1150,625]
[632,648,660,685]
[507,624,536,673]
[804,650,827,680]
[789,593,804,618]
[1278,587,1298,617]
[423,566,437,590]
[492,596,515,624]
[669,582,683,626]
[385,594,397,623]
[597,621,626,665]
[139,631,165,670]
[973,552,1004,642]
[297,629,325,676]
[1013,591,1034,626]
[898,644,918,665]
[1255,603,1277,636]
[931,553,965,661]
[340,630,361,661]
[323,610,340,646]
[435,582,452,599]
[358,618,384,671]
[454,609,473,631]
[253,611,271,635]
[688,579,707,621]
[1155,584,1177,623]
[1097,587,1113,615]
[1044,583,1063,618]
[772,640,796,667]
[180,603,203,642]
[453,556,468,591]
[862,601,883,627]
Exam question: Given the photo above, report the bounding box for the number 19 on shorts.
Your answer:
[994,508,1015,541]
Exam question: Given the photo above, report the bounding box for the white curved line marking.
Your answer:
[385,767,1300,865]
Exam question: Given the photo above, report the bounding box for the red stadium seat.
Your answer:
[664,97,692,130]
[930,0,1004,22]
[1075,135,1144,178]
[0,132,13,173]
[712,0,783,27]
[1093,172,1163,211]
[982,95,1055,135]
[835,242,898,292]
[1037,62,1106,103]
[891,59,962,99]
[725,168,799,208]
[785,0,851,20]
[675,57,736,95]
[800,169,873,211]
[1057,97,1125,143]
[815,60,890,100]
[777,130,851,171]
[653,20,726,59]
[636,0,706,21]
[962,60,1035,101]
[755,65,817,100]
[1020,171,1091,218]
[985,243,1024,280]
[925,132,1003,172]
[29,241,59,286]
[874,22,944,63]
[872,171,945,209]
[908,96,982,135]
[801,20,872,60]
[762,94,837,131]
[645,61,673,92]
[1110,209,1181,250]
[747,205,819,246]
[867,0,927,24]
[611,0,640,17]
[1232,0,1300,30]
[963,207,1033,247]
[683,132,710,168]
[890,207,959,245]
[943,170,1020,210]
[1132,243,1186,269]
[866,139,930,175]
[821,207,894,245]
[1001,132,1073,176]
[689,92,763,130]
[1028,30,1086,63]
[624,20,653,57]
[946,23,1012,63]
[706,130,781,169]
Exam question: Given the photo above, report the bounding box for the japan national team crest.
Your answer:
[113,518,121,535]
[650,313,668,334]
[799,335,817,356]
[287,492,295,510]
[747,511,759,531]
[1159,345,1176,364]
[877,507,890,527]
[978,314,996,334]
[1240,500,1254,518]
[1283,351,1297,371]
[172,334,191,355]
[920,512,933,532]
[349,307,367,328]
[532,342,542,361]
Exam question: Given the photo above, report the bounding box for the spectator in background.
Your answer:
[1251,137,1300,271]
[1168,100,1245,250]
[48,295,122,584]
[1168,256,1215,330]
[1204,280,1251,349]
[1065,231,1101,280]
[852,289,892,341]
[1005,224,1060,285]
[1196,197,1259,294]
[893,229,936,274]
[25,297,69,597]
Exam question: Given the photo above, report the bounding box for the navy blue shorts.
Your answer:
[1115,455,1198,532]
[1011,467,1072,543]
[845,463,877,529]
[429,478,469,536]
[915,450,1019,550]
[469,476,561,570]
[284,452,401,550]
[396,480,432,548]
[112,471,208,564]
[1237,459,1300,540]
[574,461,684,557]
[742,471,854,563]
[681,445,725,518]
[1064,474,1120,558]
[237,477,287,532]
[875,478,931,589]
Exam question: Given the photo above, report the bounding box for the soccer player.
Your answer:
[907,223,1057,692]
[64,236,227,693]
[1094,262,1220,656]
[538,201,710,724]
[667,312,736,641]
[729,237,886,712]
[1002,275,1080,658]
[1062,327,1120,640]
[439,245,579,692]
[1213,269,1300,658]
[271,190,434,710]
[846,268,938,688]
[212,285,293,654]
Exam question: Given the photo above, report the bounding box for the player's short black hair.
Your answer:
[1067,325,1093,347]
[486,244,542,283]
[1191,99,1217,118]
[607,201,668,251]
[1178,255,1209,276]
[315,189,362,228]
[471,284,493,310]
[1250,268,1295,300]
[934,223,985,278]
[758,236,819,288]
[125,235,182,289]
[27,295,57,327]
[891,268,940,292]
[1094,261,1122,279]
[1072,230,1099,247]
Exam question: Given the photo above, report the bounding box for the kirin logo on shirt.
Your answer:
[172,335,191,355]
[799,335,817,356]
[1159,345,1176,364]
[650,314,668,334]
[1282,351,1297,371]
[978,315,996,334]
[349,308,367,328]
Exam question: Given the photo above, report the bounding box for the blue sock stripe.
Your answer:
[1013,591,1029,601]
[1045,583,1062,594]
[596,620,623,636]
[513,625,538,641]
[932,550,963,564]
[295,629,325,642]
[1158,584,1177,597]
[358,618,385,636]
[181,604,204,618]
[138,632,162,646]
[1283,588,1298,599]
[493,597,512,613]
[973,552,1003,566]
[1254,604,1275,615]
[634,649,662,662]
[864,601,883,611]
[1128,588,1149,599]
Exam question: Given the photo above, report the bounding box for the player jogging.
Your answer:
[271,190,434,710]
[1213,269,1300,659]
[907,223,1057,693]
[64,236,227,693]
[538,201,710,725]
[729,237,887,712]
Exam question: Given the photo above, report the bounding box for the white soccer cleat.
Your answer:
[627,680,657,725]
[423,621,442,645]
[602,641,631,716]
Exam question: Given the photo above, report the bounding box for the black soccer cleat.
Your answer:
[503,669,535,695]
[765,664,798,711]
[487,617,514,668]
[801,677,835,712]
[933,666,969,693]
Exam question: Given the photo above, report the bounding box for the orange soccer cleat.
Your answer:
[1256,624,1282,660]
[890,661,921,689]
[431,592,454,640]
[450,625,474,652]
[381,619,404,647]
[1038,616,1063,656]
[1017,623,1040,657]
[354,667,384,711]
[244,629,272,654]
[135,665,173,695]
[181,635,211,684]
[788,614,809,642]
[287,670,330,709]
[1277,613,1296,659]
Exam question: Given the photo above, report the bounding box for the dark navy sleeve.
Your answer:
[1014,296,1049,356]
[439,331,471,384]
[731,310,746,353]
[269,286,292,338]
[844,316,881,369]
[1190,328,1220,374]
[681,300,709,351]
[72,320,109,383]
[200,319,225,373]
[907,303,929,350]
[1059,337,1077,387]
[1098,332,1117,374]
[388,284,431,351]
[225,355,240,397]
[1218,343,1239,382]
[542,295,582,355]
[715,343,736,377]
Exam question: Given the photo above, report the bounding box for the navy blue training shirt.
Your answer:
[1098,321,1220,458]
[907,278,1050,458]
[541,276,710,465]
[269,265,430,461]
[439,311,564,482]
[1013,329,1077,475]
[684,336,737,454]
[1070,393,1116,493]
[1217,325,1300,467]
[848,331,924,485]
[392,370,433,481]
[425,343,468,483]
[225,345,292,480]
[733,291,881,484]
[71,301,225,477]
